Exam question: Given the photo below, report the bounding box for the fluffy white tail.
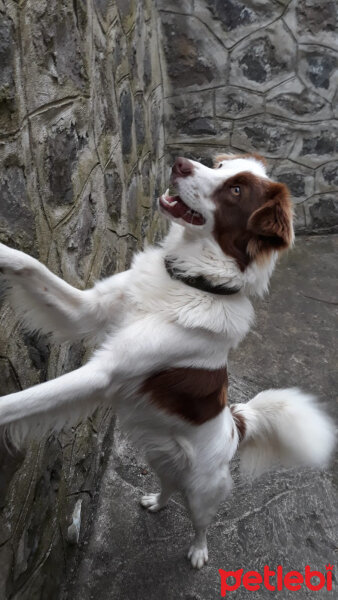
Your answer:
[231,388,336,478]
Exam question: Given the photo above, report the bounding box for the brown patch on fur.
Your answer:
[141,366,228,425]
[247,182,294,254]
[212,171,293,270]
[230,407,246,442]
[213,153,267,169]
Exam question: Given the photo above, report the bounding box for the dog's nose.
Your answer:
[172,157,194,177]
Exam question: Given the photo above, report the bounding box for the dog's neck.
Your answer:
[129,246,254,340]
[128,225,277,340]
[161,224,277,298]
[164,257,242,296]
[162,224,244,292]
[129,225,255,340]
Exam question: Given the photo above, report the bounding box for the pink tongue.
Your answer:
[160,194,205,225]
[167,196,190,218]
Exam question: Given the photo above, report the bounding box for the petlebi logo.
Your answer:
[218,564,334,596]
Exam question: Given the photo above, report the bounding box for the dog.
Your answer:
[0,153,335,568]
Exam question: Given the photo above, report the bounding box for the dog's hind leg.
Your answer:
[184,467,232,569]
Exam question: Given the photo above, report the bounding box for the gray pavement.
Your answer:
[64,235,338,600]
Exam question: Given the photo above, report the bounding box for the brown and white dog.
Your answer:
[0,153,335,568]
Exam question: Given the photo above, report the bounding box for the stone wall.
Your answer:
[0,0,337,598]
[157,0,338,233]
[0,1,166,598]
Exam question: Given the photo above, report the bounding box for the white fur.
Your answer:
[0,243,131,343]
[217,156,268,179]
[232,389,336,478]
[0,155,334,568]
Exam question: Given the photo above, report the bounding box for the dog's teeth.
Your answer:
[161,192,177,207]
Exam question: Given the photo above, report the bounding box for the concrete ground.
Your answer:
[64,235,338,600]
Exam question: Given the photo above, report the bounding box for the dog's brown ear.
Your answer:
[248,182,294,251]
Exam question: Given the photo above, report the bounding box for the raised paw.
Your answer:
[140,492,163,512]
[188,544,208,569]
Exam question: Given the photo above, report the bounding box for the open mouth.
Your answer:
[159,189,205,226]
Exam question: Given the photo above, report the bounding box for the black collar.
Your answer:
[164,258,242,296]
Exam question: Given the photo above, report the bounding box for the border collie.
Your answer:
[0,153,335,568]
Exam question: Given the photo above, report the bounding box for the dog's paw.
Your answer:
[187,544,208,569]
[140,493,163,512]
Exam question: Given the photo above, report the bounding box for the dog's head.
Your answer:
[159,154,294,272]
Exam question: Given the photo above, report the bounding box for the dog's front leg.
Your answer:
[140,479,174,512]
[0,242,130,341]
[0,317,195,444]
[0,359,111,445]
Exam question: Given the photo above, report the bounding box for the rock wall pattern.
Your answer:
[0,0,337,598]
[0,1,166,598]
[158,0,338,233]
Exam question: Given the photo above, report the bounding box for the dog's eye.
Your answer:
[231,186,241,196]
[218,163,223,169]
